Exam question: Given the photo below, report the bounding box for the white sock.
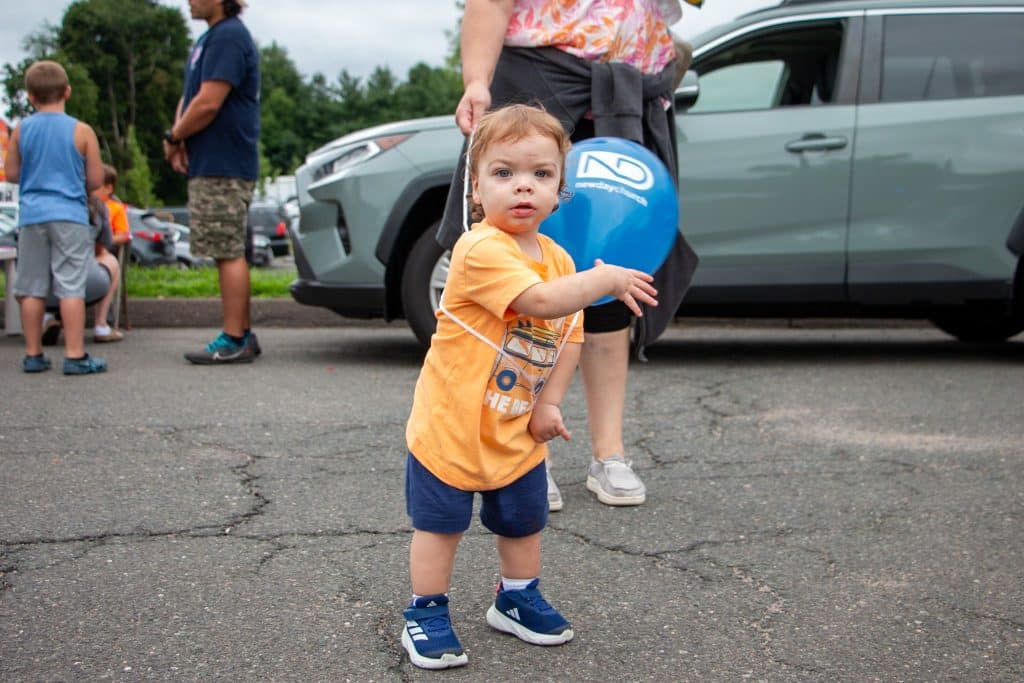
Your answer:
[95,324,111,336]
[501,576,534,591]
[42,313,55,327]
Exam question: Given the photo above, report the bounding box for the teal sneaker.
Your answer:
[62,354,107,375]
[23,354,52,373]
[184,332,255,365]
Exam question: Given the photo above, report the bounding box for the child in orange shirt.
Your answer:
[401,104,658,670]
[89,164,129,342]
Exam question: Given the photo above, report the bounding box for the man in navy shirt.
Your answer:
[164,0,261,364]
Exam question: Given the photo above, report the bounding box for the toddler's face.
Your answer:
[472,133,562,236]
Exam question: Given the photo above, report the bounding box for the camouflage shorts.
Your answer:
[187,177,256,260]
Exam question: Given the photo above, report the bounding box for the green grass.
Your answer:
[1,265,296,298]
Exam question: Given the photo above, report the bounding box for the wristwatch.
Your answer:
[164,128,181,145]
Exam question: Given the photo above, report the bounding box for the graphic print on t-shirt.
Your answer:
[484,316,566,417]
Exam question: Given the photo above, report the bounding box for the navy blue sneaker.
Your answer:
[63,354,107,375]
[23,354,52,373]
[184,332,255,365]
[486,579,573,645]
[401,595,468,669]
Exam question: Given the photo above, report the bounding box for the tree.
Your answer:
[445,0,466,70]
[57,0,190,203]
[259,43,310,177]
[119,125,154,207]
[2,25,98,125]
[393,63,463,120]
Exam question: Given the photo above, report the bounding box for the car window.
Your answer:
[881,13,1024,102]
[691,20,845,114]
[249,206,281,226]
[689,61,788,113]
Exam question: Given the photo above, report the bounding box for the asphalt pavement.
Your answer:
[1,322,1022,681]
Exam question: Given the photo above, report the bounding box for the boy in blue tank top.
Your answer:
[4,60,106,374]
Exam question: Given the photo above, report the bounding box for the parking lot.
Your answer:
[1,323,1022,681]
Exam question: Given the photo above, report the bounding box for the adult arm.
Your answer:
[169,80,232,142]
[164,97,188,174]
[528,342,582,443]
[456,0,515,134]
[511,260,658,320]
[4,126,20,182]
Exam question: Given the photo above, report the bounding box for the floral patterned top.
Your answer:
[504,0,682,74]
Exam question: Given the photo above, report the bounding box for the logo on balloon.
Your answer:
[575,151,654,191]
[540,137,679,306]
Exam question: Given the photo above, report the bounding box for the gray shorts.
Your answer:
[45,259,111,310]
[13,221,93,299]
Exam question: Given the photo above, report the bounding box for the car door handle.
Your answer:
[785,134,848,153]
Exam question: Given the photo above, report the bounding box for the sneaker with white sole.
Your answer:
[184,331,255,365]
[586,454,646,506]
[546,464,563,512]
[401,595,468,670]
[485,579,573,646]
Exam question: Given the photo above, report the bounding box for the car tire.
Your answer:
[930,312,1024,343]
[402,224,450,348]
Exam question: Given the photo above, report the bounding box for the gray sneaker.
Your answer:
[546,465,563,512]
[184,331,255,365]
[586,455,646,506]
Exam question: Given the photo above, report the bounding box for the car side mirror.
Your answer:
[674,70,699,111]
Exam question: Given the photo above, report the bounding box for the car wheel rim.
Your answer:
[428,251,450,312]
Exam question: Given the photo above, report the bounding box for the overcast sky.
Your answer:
[1,0,780,89]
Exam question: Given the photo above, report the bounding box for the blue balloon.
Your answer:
[540,137,678,306]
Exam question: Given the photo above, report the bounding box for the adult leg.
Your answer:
[579,304,646,506]
[216,256,250,337]
[579,328,630,459]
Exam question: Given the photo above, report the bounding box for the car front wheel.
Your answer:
[929,311,1024,343]
[402,224,449,348]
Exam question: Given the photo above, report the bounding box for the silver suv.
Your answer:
[290,0,1024,346]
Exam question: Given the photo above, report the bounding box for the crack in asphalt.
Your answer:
[924,597,1024,632]
[544,524,717,582]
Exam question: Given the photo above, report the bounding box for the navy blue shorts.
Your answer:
[405,452,548,537]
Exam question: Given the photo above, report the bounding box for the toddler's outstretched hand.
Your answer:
[594,259,658,316]
[529,404,572,444]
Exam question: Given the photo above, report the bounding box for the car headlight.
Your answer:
[311,134,411,183]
